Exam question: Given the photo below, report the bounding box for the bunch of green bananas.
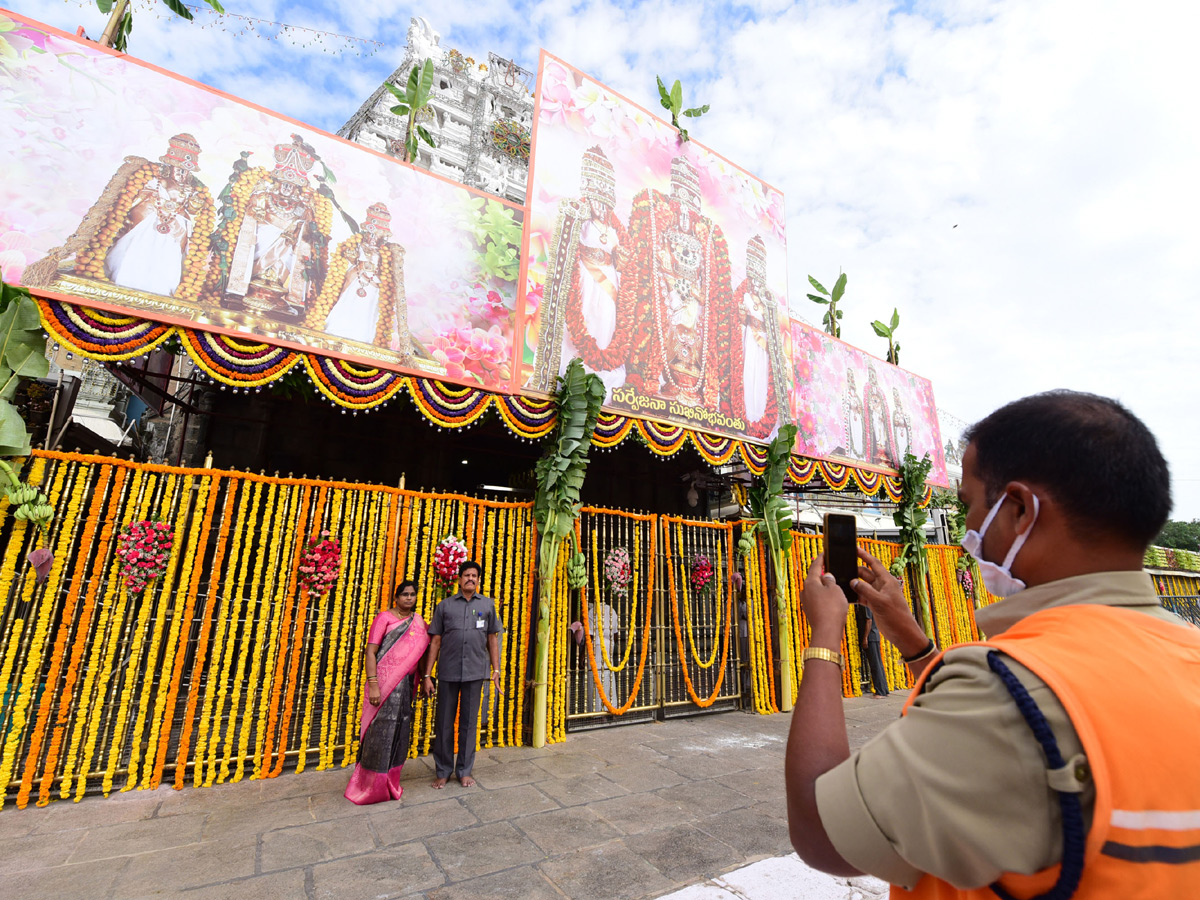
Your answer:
[8,484,53,529]
[737,533,756,558]
[567,551,588,589]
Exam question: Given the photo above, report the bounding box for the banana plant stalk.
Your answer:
[532,360,605,747]
[748,425,798,710]
[889,452,935,638]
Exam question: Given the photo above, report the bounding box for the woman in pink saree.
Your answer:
[344,581,430,804]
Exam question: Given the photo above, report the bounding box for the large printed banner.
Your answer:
[0,11,525,392]
[790,320,949,486]
[524,54,792,441]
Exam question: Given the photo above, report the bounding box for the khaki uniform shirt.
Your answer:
[815,570,1184,890]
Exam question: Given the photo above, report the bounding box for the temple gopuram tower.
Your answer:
[337,17,534,204]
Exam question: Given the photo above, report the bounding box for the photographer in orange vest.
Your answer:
[785,390,1200,897]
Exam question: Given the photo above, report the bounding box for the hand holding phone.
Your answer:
[823,513,858,603]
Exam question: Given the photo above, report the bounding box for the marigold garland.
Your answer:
[663,517,734,708]
[577,509,656,715]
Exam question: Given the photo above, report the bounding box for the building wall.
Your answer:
[337,17,534,205]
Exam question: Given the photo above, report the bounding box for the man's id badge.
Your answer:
[475,618,486,629]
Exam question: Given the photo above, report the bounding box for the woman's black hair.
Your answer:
[394,579,418,598]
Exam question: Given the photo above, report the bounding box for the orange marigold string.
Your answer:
[662,518,735,708]
[577,510,657,715]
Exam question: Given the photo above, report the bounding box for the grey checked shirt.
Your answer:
[428,592,503,682]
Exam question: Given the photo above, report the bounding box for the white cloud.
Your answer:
[12,0,1200,516]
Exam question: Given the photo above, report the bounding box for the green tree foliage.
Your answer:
[806,272,847,338]
[870,307,901,365]
[0,279,50,458]
[386,60,438,164]
[656,77,709,142]
[1155,520,1200,551]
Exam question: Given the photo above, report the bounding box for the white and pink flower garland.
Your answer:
[690,554,714,595]
[116,520,174,594]
[603,546,632,599]
[433,534,469,594]
[298,531,341,597]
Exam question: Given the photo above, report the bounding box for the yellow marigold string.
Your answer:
[17,463,93,808]
[197,477,252,786]
[579,512,656,715]
[174,479,238,789]
[101,473,164,796]
[232,480,282,782]
[1,458,72,808]
[148,474,217,790]
[124,474,191,791]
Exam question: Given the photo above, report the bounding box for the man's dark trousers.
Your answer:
[433,679,484,779]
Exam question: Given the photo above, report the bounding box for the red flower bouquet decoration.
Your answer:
[690,554,714,595]
[433,534,469,594]
[603,546,632,599]
[116,520,174,595]
[298,531,341,598]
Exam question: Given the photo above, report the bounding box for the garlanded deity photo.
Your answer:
[525,55,791,445]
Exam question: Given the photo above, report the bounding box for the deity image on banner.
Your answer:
[303,202,420,363]
[203,134,334,322]
[863,364,898,467]
[892,386,912,461]
[726,236,790,438]
[532,146,631,394]
[23,134,215,303]
[838,368,866,459]
[622,156,734,408]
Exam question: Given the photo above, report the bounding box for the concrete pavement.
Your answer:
[0,695,905,899]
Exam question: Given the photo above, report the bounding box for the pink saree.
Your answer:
[344,612,429,805]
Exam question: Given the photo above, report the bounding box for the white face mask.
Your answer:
[960,493,1039,598]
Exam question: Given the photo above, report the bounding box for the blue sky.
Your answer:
[12,0,1200,517]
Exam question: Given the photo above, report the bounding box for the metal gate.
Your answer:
[566,509,740,730]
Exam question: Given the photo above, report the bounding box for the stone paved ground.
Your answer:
[0,695,905,899]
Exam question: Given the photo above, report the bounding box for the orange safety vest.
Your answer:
[892,603,1200,900]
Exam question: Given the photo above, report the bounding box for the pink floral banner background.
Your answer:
[790,320,949,485]
[0,11,523,391]
[522,54,792,444]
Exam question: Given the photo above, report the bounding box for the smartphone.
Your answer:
[823,513,858,603]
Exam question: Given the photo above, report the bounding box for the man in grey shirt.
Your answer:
[422,560,503,788]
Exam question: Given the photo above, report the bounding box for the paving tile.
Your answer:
[656,752,747,781]
[426,865,563,900]
[260,815,375,871]
[109,832,258,894]
[26,793,161,835]
[695,806,792,858]
[460,783,559,823]
[424,821,542,881]
[590,791,696,835]
[2,858,121,898]
[312,841,444,898]
[538,839,673,900]
[529,749,610,778]
[466,758,550,790]
[254,767,354,802]
[651,779,755,818]
[627,823,742,882]
[162,869,307,900]
[66,813,204,864]
[516,805,623,856]
[599,762,688,794]
[576,740,670,767]
[201,794,323,839]
[711,770,784,804]
[536,773,631,808]
[371,796,479,844]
